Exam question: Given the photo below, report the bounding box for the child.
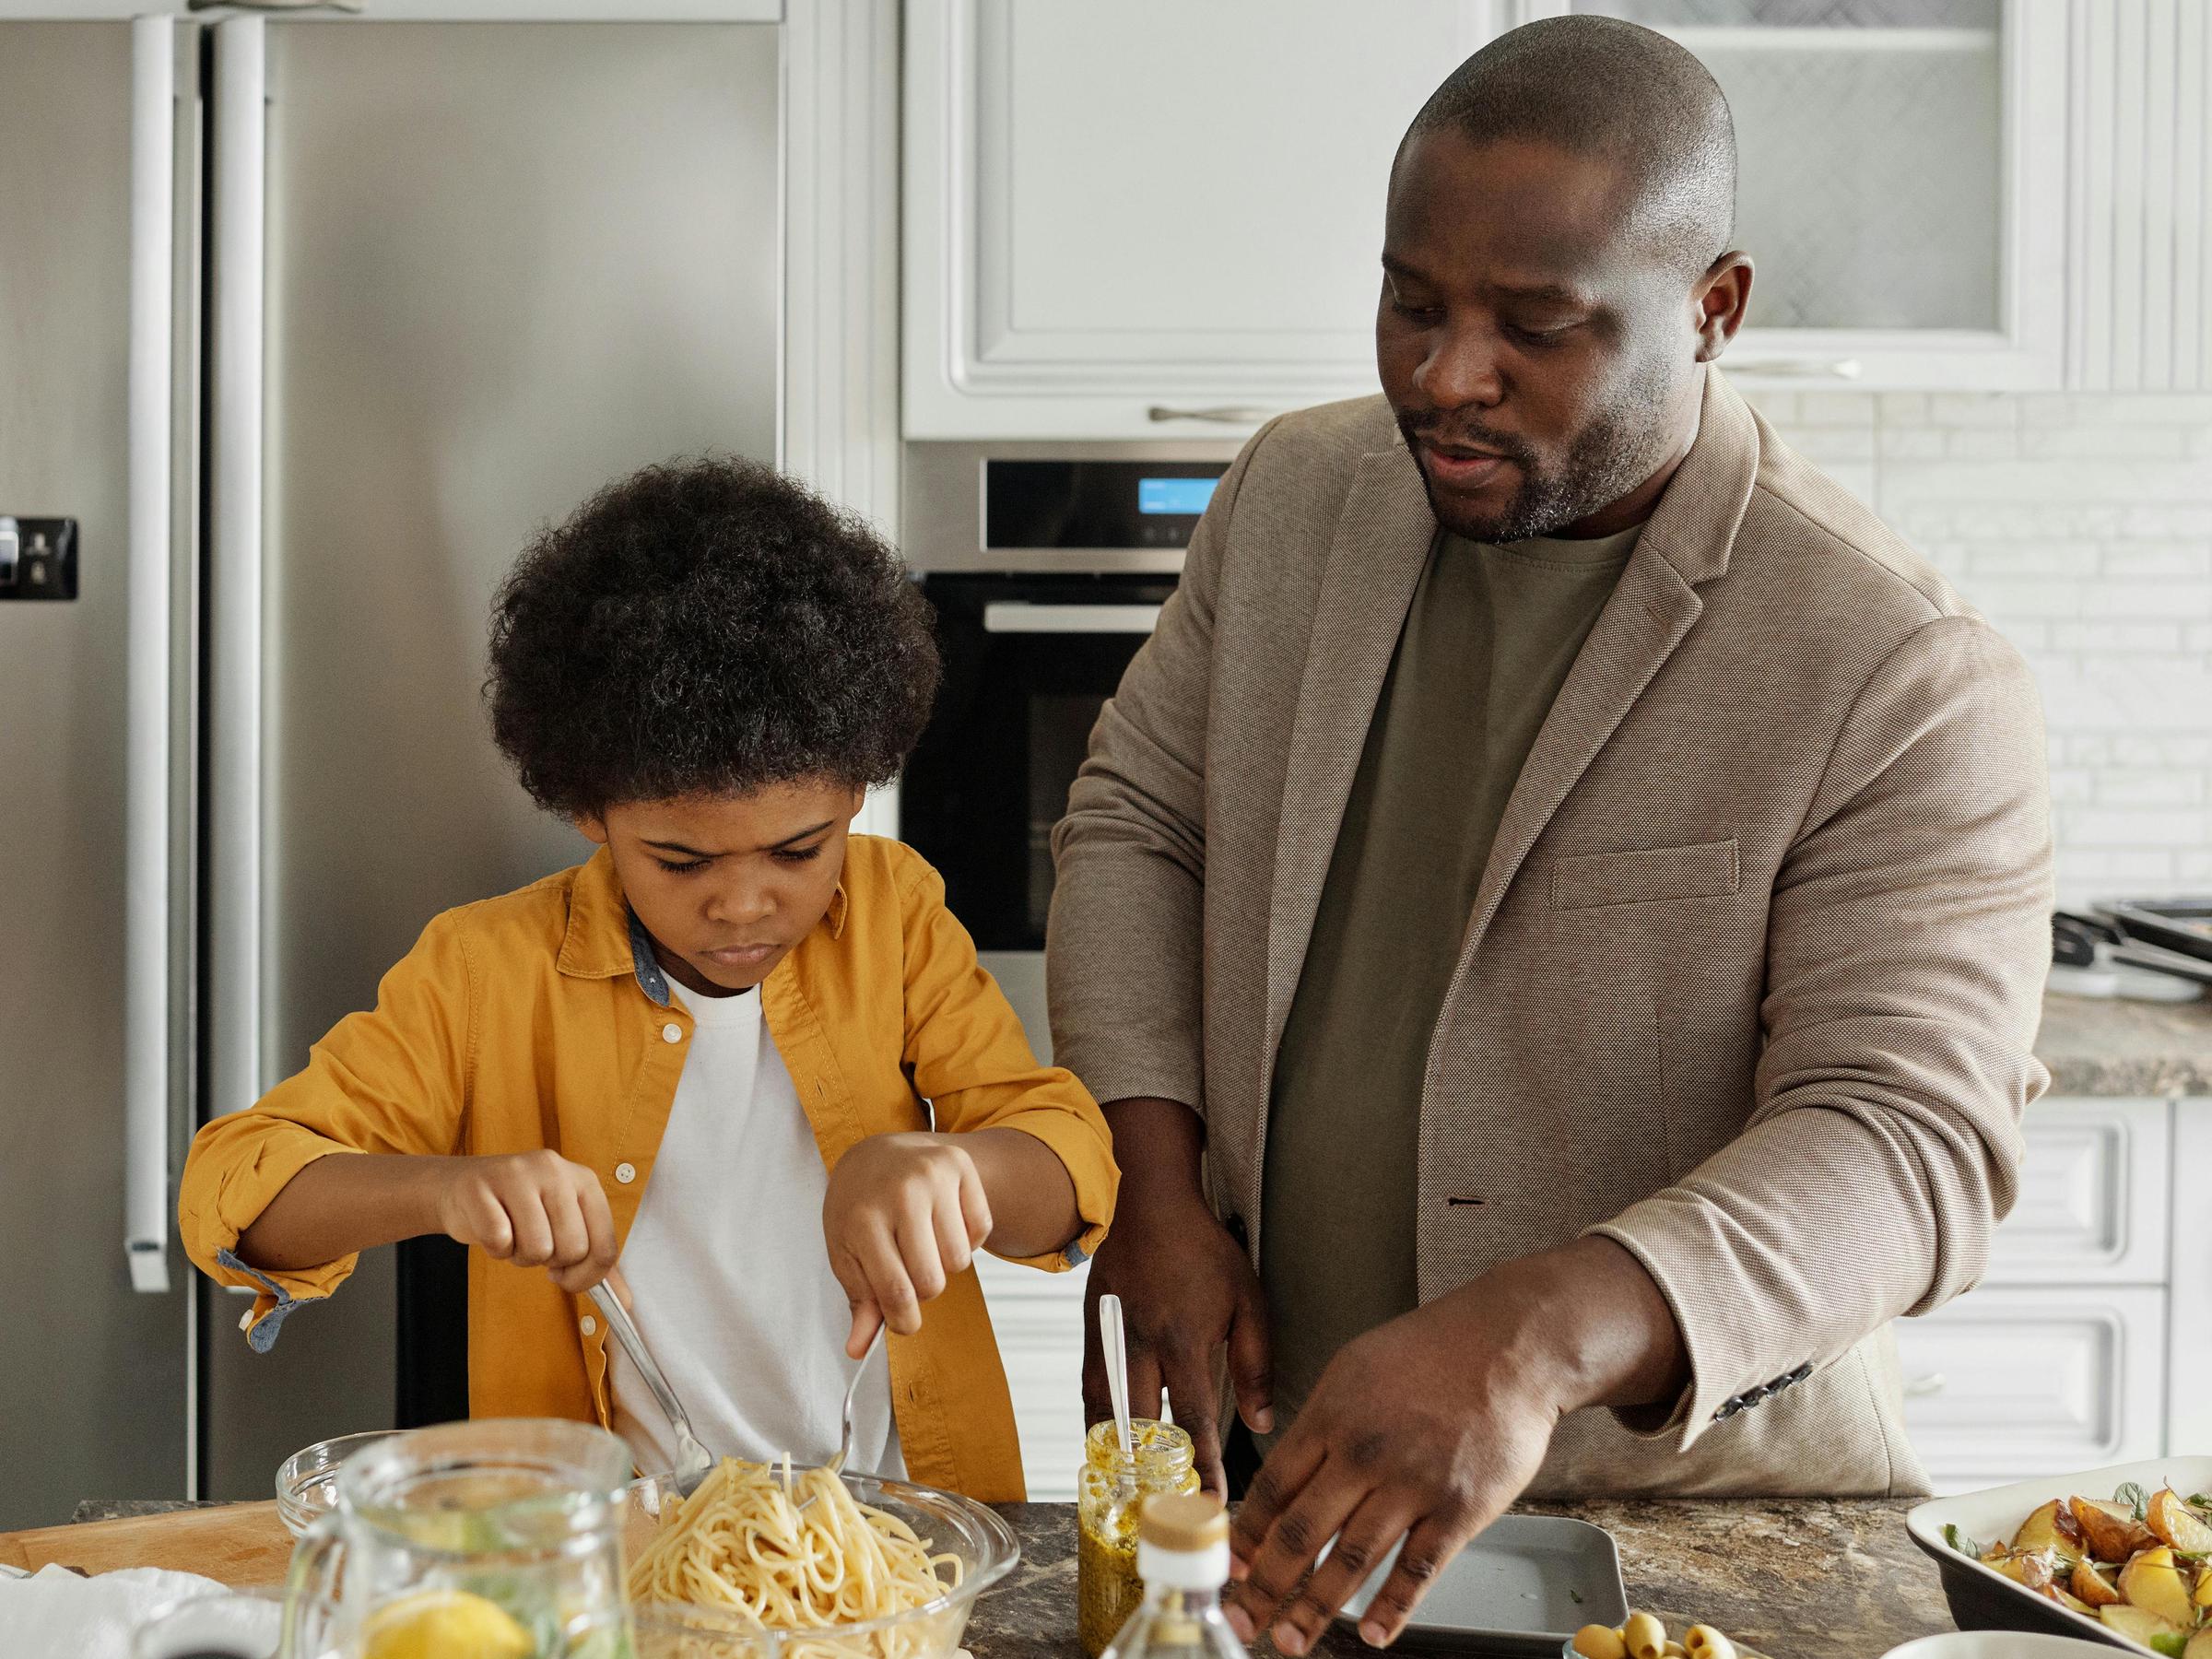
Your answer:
[179,458,1117,1501]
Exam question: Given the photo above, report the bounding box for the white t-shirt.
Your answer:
[608,977,902,1479]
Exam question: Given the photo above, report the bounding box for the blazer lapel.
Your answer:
[1460,369,1764,964]
[1261,442,1438,1091]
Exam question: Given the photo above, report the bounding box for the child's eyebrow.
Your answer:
[641,819,837,860]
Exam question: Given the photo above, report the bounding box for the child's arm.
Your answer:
[821,853,1117,1355]
[822,1126,1077,1351]
[240,1148,618,1295]
[179,910,613,1341]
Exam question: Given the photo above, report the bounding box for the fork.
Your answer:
[587,1279,714,1499]
[797,1322,887,1512]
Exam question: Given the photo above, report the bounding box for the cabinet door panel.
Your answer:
[1896,1285,2165,1492]
[1987,1099,2171,1285]
[977,1253,1090,1500]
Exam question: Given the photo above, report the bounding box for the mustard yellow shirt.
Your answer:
[178,835,1116,1501]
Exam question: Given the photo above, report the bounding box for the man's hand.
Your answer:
[824,1132,993,1355]
[433,1149,620,1295]
[1080,1097,1273,1495]
[1225,1237,1686,1653]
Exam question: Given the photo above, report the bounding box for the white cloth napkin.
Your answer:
[3,1563,266,1659]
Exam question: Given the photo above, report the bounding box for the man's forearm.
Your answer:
[1457,1234,1689,1418]
[1101,1095,1209,1206]
[237,1152,447,1272]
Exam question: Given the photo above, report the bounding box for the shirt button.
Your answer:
[662,1022,683,1043]
[615,1162,637,1184]
[580,1314,598,1337]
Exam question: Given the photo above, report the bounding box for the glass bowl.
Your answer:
[622,1467,1020,1659]
[274,1429,406,1535]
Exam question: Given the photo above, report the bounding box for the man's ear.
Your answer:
[576,813,611,847]
[847,786,868,820]
[1692,251,1754,362]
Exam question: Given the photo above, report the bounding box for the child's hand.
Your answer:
[433,1150,618,1294]
[823,1132,993,1355]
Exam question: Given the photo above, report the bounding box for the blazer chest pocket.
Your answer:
[1549,838,1739,912]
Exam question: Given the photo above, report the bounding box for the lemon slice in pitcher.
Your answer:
[359,1589,534,1659]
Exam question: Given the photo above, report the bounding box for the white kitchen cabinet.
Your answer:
[903,0,2104,440]
[1894,1284,2168,1489]
[978,1253,1090,1500]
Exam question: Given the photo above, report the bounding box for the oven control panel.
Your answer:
[984,460,1229,550]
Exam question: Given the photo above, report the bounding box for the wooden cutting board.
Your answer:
[0,1500,295,1586]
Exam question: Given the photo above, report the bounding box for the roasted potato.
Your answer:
[2148,1489,2212,1558]
[2073,1497,2159,1563]
[2015,1498,2088,1565]
[2099,1603,2189,1650]
[2119,1546,2198,1629]
[2073,1559,2124,1609]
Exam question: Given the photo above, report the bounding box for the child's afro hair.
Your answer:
[486,455,940,818]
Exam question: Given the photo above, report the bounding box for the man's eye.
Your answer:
[655,857,711,876]
[771,845,825,865]
[1391,296,1444,324]
[1508,322,1574,347]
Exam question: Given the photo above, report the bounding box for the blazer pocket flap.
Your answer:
[1550,839,1739,911]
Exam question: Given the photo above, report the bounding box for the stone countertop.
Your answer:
[77,1496,1950,1659]
[971,1500,1946,1659]
[2038,989,2212,1098]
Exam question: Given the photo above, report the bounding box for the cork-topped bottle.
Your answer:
[1098,1491,1249,1659]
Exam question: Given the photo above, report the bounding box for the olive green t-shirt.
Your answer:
[1258,524,1640,1430]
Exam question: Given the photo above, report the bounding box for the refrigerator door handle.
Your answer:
[208,17,266,1133]
[124,17,175,1297]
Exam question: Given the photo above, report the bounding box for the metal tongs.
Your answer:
[588,1280,888,1509]
[589,1279,714,1498]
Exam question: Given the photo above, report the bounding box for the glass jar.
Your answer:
[1077,1419,1200,1659]
[283,1418,634,1659]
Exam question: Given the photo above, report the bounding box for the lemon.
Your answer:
[359,1589,534,1659]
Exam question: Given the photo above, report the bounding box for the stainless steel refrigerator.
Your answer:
[0,12,782,1526]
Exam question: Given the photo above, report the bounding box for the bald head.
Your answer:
[1403,16,1736,280]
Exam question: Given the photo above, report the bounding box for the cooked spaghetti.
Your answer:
[627,1457,960,1652]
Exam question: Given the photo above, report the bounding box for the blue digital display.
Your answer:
[1137,477,1219,516]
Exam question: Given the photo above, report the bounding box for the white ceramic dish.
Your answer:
[1883,1634,2134,1659]
[1903,1455,2212,1653]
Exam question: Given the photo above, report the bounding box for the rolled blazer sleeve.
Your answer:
[1591,614,2053,1447]
[1046,422,1276,1115]
[899,857,1119,1269]
[178,912,476,1345]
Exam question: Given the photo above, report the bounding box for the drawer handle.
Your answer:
[1905,1372,1947,1397]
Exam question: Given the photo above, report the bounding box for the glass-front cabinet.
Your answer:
[1541,0,2065,390]
[905,0,2203,437]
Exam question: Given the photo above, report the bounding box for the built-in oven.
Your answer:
[900,441,1240,1060]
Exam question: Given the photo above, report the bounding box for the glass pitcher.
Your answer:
[283,1418,634,1659]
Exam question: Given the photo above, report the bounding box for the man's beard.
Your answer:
[1397,367,1679,543]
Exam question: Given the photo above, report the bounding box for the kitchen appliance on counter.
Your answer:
[900,443,1240,1060]
[2051,902,2212,1000]
[0,11,781,1526]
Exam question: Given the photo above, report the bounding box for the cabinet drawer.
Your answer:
[979,1255,1089,1500]
[1990,1098,2171,1284]
[1896,1285,2166,1492]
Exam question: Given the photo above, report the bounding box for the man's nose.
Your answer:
[1413,322,1504,411]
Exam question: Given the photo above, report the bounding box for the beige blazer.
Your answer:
[1046,371,2053,1496]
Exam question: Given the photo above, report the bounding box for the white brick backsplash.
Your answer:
[2021,427,2192,460]
[1926,393,2020,427]
[2102,544,2212,577]
[1776,383,2212,906]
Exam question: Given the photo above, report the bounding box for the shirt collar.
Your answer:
[557,844,849,1005]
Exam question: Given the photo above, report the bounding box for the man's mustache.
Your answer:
[1400,421,1538,469]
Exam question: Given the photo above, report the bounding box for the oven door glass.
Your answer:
[902,575,1177,954]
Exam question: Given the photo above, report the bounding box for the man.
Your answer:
[1046,15,2053,1655]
